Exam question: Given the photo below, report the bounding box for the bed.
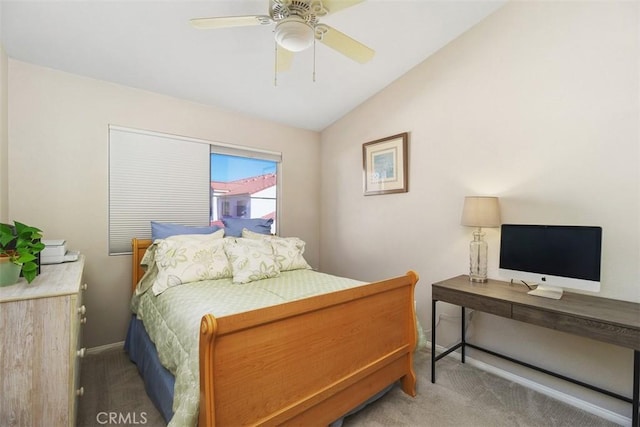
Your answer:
[127,236,419,426]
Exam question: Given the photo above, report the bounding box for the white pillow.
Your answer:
[152,232,230,295]
[242,228,311,271]
[224,238,280,284]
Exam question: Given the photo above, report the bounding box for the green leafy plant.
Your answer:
[0,221,45,283]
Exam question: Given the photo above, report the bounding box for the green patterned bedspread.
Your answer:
[131,269,366,427]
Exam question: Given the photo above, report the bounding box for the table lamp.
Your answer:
[461,196,501,282]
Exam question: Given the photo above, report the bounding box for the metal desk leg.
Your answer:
[633,350,639,427]
[461,306,466,364]
[431,298,437,383]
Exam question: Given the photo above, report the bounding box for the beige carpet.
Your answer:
[77,347,617,426]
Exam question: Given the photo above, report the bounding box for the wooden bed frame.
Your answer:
[131,238,419,426]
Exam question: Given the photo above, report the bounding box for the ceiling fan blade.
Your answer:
[316,25,374,64]
[321,0,365,15]
[276,46,295,72]
[190,15,272,30]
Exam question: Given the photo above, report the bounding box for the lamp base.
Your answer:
[468,228,488,283]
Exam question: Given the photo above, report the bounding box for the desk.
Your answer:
[431,275,640,426]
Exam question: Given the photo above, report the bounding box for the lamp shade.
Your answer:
[461,196,501,228]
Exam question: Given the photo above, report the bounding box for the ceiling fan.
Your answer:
[190,0,375,73]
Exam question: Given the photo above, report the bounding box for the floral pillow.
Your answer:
[224,238,280,284]
[242,229,311,271]
[152,232,231,295]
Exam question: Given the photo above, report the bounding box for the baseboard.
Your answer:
[426,341,631,426]
[86,341,125,355]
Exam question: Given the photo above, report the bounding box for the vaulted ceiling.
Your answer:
[1,1,505,131]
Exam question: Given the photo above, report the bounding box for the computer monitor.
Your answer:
[498,224,602,299]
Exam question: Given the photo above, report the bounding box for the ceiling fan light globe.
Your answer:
[274,19,314,52]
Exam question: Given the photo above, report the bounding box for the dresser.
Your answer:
[0,256,86,427]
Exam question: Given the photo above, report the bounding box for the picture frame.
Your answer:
[362,132,408,196]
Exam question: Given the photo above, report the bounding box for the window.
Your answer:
[109,126,281,254]
[210,153,278,234]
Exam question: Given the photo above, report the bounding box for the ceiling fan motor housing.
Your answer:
[271,0,327,22]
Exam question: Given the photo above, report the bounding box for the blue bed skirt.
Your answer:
[124,314,395,426]
[124,315,175,423]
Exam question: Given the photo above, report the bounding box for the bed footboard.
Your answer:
[198,271,419,426]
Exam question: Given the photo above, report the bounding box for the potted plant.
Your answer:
[0,221,45,286]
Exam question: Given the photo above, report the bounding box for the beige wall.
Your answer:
[321,0,638,419]
[0,38,8,222]
[7,61,321,347]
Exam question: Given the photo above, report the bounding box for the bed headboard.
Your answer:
[131,238,152,294]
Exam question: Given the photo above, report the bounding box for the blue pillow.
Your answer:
[151,221,221,241]
[222,218,273,237]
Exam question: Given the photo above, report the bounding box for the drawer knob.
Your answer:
[82,283,88,291]
[76,386,84,397]
[80,317,87,324]
[77,305,86,315]
[77,348,86,358]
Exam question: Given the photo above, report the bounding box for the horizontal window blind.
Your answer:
[109,126,210,254]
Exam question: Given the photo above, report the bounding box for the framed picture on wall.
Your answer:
[362,132,408,196]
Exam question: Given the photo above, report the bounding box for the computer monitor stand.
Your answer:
[527,284,563,299]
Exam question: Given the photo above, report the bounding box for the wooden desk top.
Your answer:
[433,275,640,350]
